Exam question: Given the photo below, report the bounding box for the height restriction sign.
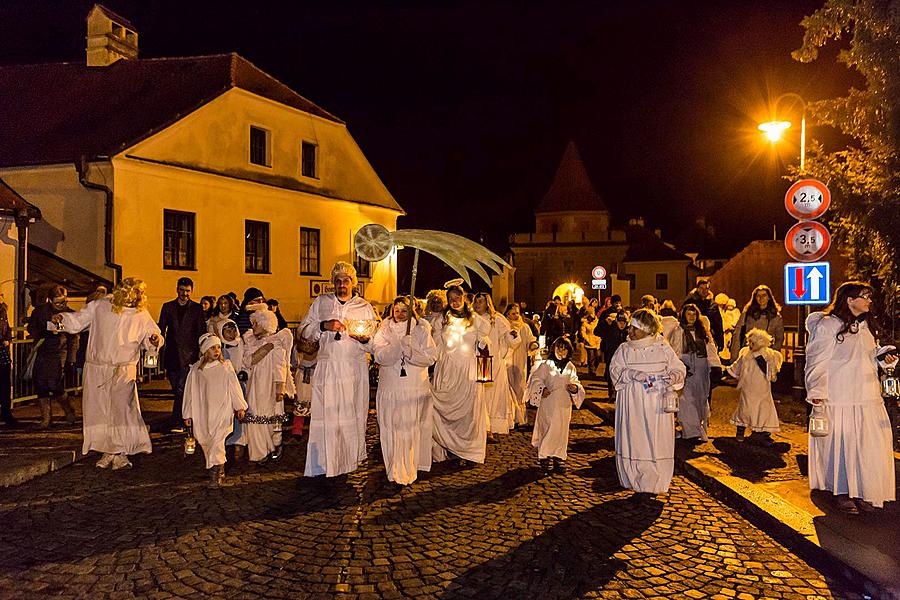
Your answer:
[784,179,830,220]
[785,220,830,262]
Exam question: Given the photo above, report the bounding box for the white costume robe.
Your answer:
[481,313,521,434]
[528,360,585,459]
[431,313,491,463]
[373,318,439,484]
[239,333,286,461]
[300,294,376,477]
[182,360,248,468]
[666,327,721,440]
[610,335,686,493]
[60,298,161,457]
[506,319,536,426]
[805,313,895,507]
[727,346,782,432]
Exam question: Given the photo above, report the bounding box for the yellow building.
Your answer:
[0,5,402,321]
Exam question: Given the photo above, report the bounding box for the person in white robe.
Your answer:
[473,293,521,437]
[238,309,287,463]
[727,328,783,443]
[182,334,248,486]
[300,261,377,477]
[373,297,439,485]
[217,319,246,455]
[504,303,537,428]
[528,337,585,475]
[805,281,898,513]
[609,308,686,498]
[53,278,162,470]
[431,284,491,466]
[665,303,721,442]
[423,290,447,332]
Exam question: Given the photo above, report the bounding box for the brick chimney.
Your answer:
[86,4,138,67]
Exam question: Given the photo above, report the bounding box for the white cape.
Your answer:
[183,359,248,468]
[528,360,585,459]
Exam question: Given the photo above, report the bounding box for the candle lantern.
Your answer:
[809,404,830,437]
[662,388,679,413]
[143,347,159,369]
[476,353,493,383]
[881,367,899,398]
[344,319,378,339]
[184,430,196,455]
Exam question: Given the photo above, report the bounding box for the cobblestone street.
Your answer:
[0,407,862,599]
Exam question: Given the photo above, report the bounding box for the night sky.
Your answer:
[0,1,856,290]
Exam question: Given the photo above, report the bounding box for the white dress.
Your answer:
[431,313,491,463]
[59,298,161,457]
[182,359,248,468]
[805,312,895,507]
[727,346,783,432]
[481,313,521,434]
[299,294,376,477]
[506,319,536,426]
[373,318,439,484]
[239,333,286,461]
[609,335,686,493]
[666,327,721,440]
[220,339,245,446]
[528,360,585,459]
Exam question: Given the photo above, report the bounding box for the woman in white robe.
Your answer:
[528,337,585,475]
[473,293,521,436]
[610,308,686,497]
[238,310,287,463]
[666,303,721,441]
[431,285,491,465]
[299,262,377,477]
[182,334,247,485]
[373,297,439,485]
[504,303,537,428]
[55,278,162,470]
[805,281,898,512]
[727,328,783,441]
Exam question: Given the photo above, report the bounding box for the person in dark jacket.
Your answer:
[267,298,289,331]
[157,277,206,432]
[600,312,630,396]
[235,287,266,335]
[27,285,79,428]
[540,302,566,346]
[684,279,724,351]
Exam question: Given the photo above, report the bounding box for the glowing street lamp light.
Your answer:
[758,120,791,142]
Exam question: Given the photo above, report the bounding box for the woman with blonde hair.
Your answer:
[609,308,686,499]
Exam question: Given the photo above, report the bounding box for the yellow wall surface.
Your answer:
[621,260,690,305]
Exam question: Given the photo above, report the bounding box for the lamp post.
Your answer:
[758,93,809,403]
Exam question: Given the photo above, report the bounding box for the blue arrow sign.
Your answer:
[784,262,830,305]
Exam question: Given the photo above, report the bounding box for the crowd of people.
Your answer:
[7,268,897,513]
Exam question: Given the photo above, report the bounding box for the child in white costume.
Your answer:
[528,337,585,475]
[217,319,246,453]
[183,334,248,487]
[727,328,783,443]
[372,297,439,485]
[504,303,537,428]
[609,308,686,498]
[238,309,287,463]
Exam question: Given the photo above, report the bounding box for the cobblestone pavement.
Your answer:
[0,407,864,599]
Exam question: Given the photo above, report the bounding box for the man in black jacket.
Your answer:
[157,277,206,432]
[684,279,724,351]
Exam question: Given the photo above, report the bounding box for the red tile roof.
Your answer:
[93,4,136,30]
[0,178,41,219]
[536,141,608,213]
[0,53,342,168]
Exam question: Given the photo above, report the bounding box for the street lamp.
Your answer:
[759,92,809,403]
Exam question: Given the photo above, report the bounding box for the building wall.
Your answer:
[620,260,691,305]
[111,156,398,321]
[535,210,610,235]
[0,164,111,281]
[0,220,21,324]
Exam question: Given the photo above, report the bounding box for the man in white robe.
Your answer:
[53,278,162,470]
[239,310,287,463]
[300,262,377,477]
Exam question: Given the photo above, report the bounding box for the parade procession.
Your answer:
[0,2,899,598]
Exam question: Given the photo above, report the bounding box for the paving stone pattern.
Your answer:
[0,408,862,599]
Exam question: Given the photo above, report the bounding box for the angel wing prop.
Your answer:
[354,224,509,287]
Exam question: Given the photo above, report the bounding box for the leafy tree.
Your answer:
[792,0,900,333]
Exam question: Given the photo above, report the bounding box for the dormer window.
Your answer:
[301,141,317,178]
[250,126,271,167]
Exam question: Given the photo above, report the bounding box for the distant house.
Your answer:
[671,216,731,277]
[0,5,403,320]
[509,141,693,309]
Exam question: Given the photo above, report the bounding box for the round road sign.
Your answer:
[785,179,830,220]
[591,265,607,279]
[785,221,831,262]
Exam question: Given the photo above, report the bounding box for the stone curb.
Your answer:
[582,398,897,600]
[0,448,83,488]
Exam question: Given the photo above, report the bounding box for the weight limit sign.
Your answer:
[785,220,830,262]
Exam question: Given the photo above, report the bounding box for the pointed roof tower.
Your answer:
[536,141,608,213]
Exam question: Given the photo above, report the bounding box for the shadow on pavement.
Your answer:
[707,437,790,482]
[567,435,615,455]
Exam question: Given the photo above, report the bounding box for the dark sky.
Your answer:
[0,1,855,289]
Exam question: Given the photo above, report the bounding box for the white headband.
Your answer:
[199,333,221,355]
[629,317,653,333]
